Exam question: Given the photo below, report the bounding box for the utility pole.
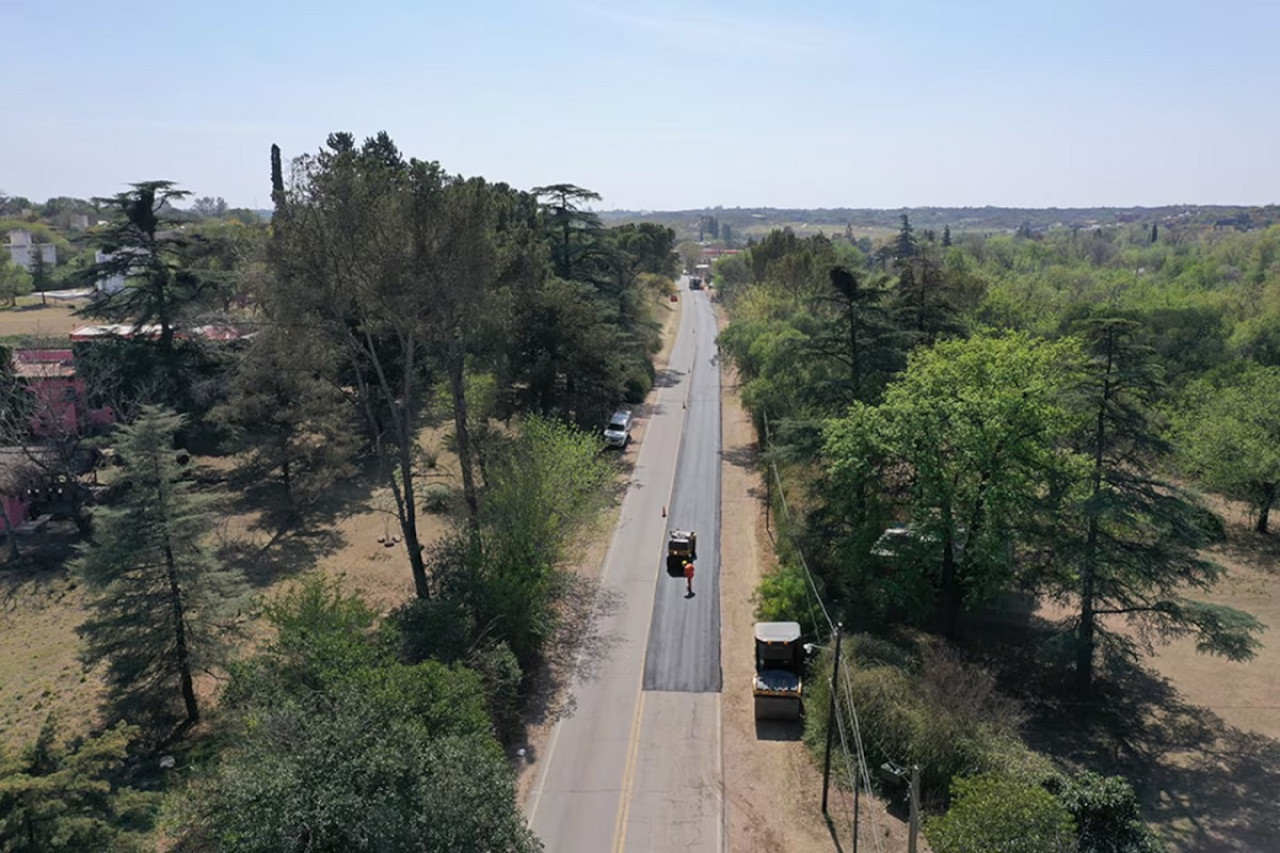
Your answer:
[853,775,860,853]
[821,623,844,814]
[907,764,921,853]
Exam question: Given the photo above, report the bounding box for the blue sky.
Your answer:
[5,0,1278,210]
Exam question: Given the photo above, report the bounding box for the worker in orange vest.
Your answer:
[683,560,695,597]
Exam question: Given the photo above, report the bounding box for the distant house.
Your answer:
[5,229,56,271]
[10,348,113,436]
[93,250,127,294]
[0,445,92,537]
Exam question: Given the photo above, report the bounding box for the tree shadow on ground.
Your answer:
[214,525,348,588]
[654,368,684,388]
[520,576,624,734]
[719,443,760,472]
[1206,528,1280,577]
[963,606,1280,852]
[0,521,80,609]
[201,455,382,588]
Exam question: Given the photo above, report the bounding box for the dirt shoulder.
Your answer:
[716,297,920,853]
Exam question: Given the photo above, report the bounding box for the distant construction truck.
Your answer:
[753,621,804,721]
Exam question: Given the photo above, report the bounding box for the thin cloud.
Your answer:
[577,3,834,59]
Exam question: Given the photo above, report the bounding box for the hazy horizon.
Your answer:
[6,0,1278,212]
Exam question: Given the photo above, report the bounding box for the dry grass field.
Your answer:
[0,292,682,751]
[0,295,89,342]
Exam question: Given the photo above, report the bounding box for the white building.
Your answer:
[93,251,127,294]
[5,229,56,271]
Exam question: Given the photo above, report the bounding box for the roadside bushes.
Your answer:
[926,773,1076,853]
[923,769,1162,853]
[806,633,1162,853]
[177,576,538,853]
[804,634,1039,804]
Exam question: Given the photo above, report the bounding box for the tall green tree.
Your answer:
[73,406,246,727]
[75,181,220,353]
[1057,317,1263,695]
[0,256,32,307]
[434,416,612,668]
[270,133,459,594]
[212,327,359,518]
[182,577,539,853]
[28,244,52,293]
[810,264,900,404]
[0,717,155,852]
[824,333,1079,634]
[533,183,601,280]
[422,176,535,524]
[1173,363,1280,532]
[894,213,917,260]
[893,243,963,347]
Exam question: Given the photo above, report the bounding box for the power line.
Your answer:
[840,658,887,853]
[834,663,886,853]
[760,407,886,852]
[761,408,835,636]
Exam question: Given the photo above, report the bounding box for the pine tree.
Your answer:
[892,244,962,347]
[29,245,51,296]
[894,213,917,260]
[270,143,286,213]
[212,328,358,519]
[814,265,901,404]
[74,406,246,727]
[942,224,952,248]
[75,182,219,355]
[1060,317,1262,695]
[0,716,155,851]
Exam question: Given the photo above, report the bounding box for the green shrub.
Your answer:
[926,773,1076,853]
[470,641,524,747]
[386,596,473,665]
[804,635,1034,803]
[422,483,454,514]
[623,367,652,403]
[1051,770,1163,853]
[755,563,826,638]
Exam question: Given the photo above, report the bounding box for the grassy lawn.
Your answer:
[0,296,88,344]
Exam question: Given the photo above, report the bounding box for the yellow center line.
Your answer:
[614,280,694,853]
[612,688,647,852]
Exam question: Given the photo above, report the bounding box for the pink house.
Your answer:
[10,348,115,437]
[12,349,85,437]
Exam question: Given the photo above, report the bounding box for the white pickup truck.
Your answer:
[603,409,633,448]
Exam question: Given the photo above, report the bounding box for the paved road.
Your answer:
[527,278,724,852]
[643,282,722,693]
